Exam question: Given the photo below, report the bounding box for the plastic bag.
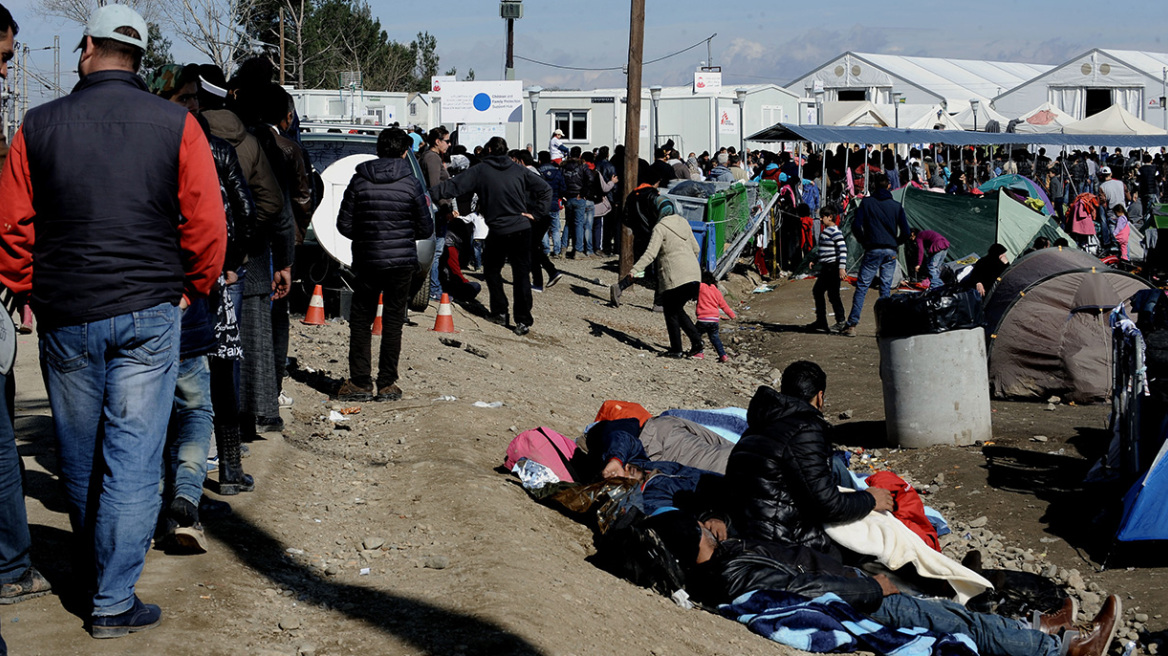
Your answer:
[511,458,560,490]
[875,287,985,338]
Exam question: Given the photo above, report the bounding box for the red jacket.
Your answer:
[0,70,224,327]
[866,471,940,551]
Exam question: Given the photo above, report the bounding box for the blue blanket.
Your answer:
[659,407,748,443]
[720,590,978,656]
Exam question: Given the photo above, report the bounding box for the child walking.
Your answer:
[694,271,736,362]
[808,206,848,333]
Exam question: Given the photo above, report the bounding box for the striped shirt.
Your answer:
[817,225,847,267]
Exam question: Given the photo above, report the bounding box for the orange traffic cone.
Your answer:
[302,284,326,325]
[371,294,384,335]
[430,293,457,333]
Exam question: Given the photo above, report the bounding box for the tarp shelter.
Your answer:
[1012,102,1076,134]
[950,103,1009,131]
[1062,104,1167,135]
[899,104,965,131]
[978,174,1054,215]
[1117,439,1168,541]
[983,248,1153,403]
[840,186,1072,276]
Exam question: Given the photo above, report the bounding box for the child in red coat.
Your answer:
[694,271,736,362]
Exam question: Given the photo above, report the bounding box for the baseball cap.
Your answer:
[81,4,148,50]
[553,129,564,136]
[1100,166,1112,175]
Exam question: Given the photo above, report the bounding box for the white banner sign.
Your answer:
[718,107,737,135]
[694,71,722,95]
[430,75,456,93]
[440,81,525,124]
[457,124,508,151]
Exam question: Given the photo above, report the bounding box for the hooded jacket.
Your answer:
[725,386,874,554]
[430,154,552,236]
[852,188,910,251]
[203,109,284,226]
[631,213,701,292]
[337,157,434,274]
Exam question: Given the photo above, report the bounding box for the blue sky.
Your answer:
[5,0,1168,104]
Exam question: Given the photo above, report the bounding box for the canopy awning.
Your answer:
[746,123,1168,148]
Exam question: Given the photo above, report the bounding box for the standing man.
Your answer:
[840,172,909,337]
[0,4,52,631]
[0,4,225,638]
[1138,153,1160,229]
[431,137,552,336]
[908,228,950,290]
[335,128,433,402]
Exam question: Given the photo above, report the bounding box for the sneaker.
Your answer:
[546,272,564,288]
[718,354,730,363]
[91,596,162,639]
[172,523,208,554]
[610,283,622,308]
[829,321,847,333]
[487,313,510,327]
[531,286,544,293]
[334,379,374,402]
[0,566,51,605]
[690,351,705,360]
[205,454,219,473]
[513,323,530,336]
[374,383,403,402]
[278,391,294,408]
[658,351,686,359]
[840,325,858,338]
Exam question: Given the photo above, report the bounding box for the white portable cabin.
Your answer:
[993,49,1168,128]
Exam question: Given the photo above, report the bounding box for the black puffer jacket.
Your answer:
[208,133,255,273]
[689,538,883,611]
[725,386,874,553]
[337,157,434,274]
[430,155,551,236]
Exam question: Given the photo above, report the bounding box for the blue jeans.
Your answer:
[0,371,31,585]
[566,198,595,255]
[429,236,445,299]
[40,302,180,616]
[545,210,562,255]
[167,356,213,507]
[871,595,1057,656]
[927,248,947,289]
[847,248,898,327]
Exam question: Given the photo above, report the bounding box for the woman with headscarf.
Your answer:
[610,196,704,358]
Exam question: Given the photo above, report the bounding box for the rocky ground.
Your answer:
[3,255,1166,655]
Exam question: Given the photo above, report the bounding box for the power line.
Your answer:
[515,33,716,72]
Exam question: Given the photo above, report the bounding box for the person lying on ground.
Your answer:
[587,415,734,476]
[648,510,1120,656]
[725,361,894,558]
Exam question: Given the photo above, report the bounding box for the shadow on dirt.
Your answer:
[287,363,345,398]
[206,515,547,655]
[833,420,890,448]
[585,320,661,354]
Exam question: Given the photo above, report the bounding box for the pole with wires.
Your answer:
[53,35,59,99]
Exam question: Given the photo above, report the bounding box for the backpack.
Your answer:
[505,427,581,483]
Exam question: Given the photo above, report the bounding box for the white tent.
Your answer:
[951,103,1009,130]
[1012,102,1076,133]
[822,101,892,127]
[1062,104,1167,135]
[898,104,966,130]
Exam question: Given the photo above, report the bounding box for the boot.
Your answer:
[216,425,254,496]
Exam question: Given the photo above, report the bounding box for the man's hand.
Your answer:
[223,270,239,285]
[838,267,847,281]
[600,459,626,479]
[868,487,895,513]
[701,517,728,542]
[873,574,900,596]
[179,297,190,312]
[272,267,291,300]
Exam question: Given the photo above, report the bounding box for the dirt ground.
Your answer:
[3,256,1166,656]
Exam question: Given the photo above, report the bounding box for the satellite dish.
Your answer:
[309,153,377,268]
[0,287,17,376]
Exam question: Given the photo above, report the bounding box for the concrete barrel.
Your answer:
[878,327,992,448]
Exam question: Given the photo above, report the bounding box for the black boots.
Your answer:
[216,425,254,495]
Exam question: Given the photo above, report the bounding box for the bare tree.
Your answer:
[279,0,340,89]
[163,0,260,74]
[38,0,161,26]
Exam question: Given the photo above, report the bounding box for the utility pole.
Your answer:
[620,0,645,277]
[500,1,523,81]
[20,44,27,123]
[278,8,285,86]
[53,35,60,99]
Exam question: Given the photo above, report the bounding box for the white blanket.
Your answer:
[825,499,992,604]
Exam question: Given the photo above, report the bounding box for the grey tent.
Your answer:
[985,248,1153,403]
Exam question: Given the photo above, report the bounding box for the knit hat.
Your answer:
[653,195,676,218]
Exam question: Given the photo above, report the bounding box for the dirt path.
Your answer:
[4,259,1165,655]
